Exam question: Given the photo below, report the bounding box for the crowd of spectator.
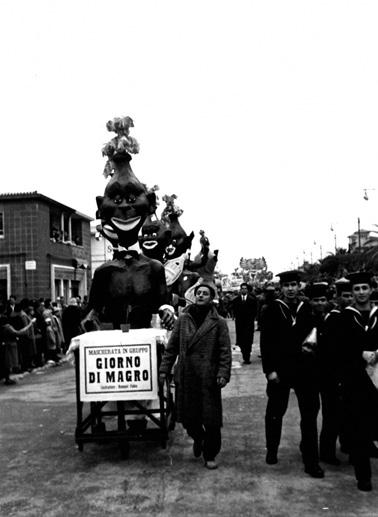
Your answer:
[0,295,87,385]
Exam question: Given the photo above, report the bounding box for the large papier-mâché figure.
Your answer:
[83,117,174,330]
[138,214,172,263]
[183,230,219,305]
[160,195,194,288]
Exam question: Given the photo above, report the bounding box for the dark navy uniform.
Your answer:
[318,308,344,461]
[339,305,378,484]
[260,297,321,469]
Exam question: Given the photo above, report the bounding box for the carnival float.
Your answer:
[68,117,219,457]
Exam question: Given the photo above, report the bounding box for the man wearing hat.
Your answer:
[232,283,258,364]
[317,279,352,465]
[260,270,324,478]
[338,272,378,491]
[334,278,354,310]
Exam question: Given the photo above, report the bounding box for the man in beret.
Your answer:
[338,272,378,491]
[159,282,231,470]
[260,270,324,478]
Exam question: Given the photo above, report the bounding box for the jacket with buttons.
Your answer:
[159,304,231,428]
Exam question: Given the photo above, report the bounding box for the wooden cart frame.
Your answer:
[73,342,175,458]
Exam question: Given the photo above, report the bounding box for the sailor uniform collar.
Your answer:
[276,298,304,326]
[345,304,378,331]
[324,308,341,321]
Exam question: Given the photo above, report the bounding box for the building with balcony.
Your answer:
[0,192,92,307]
[348,226,378,252]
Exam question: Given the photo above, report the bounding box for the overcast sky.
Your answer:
[1,0,378,275]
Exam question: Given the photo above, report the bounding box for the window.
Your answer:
[71,218,83,246]
[50,211,62,242]
[49,210,83,246]
[0,212,4,238]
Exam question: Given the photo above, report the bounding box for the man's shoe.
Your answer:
[357,479,372,491]
[193,440,203,458]
[304,464,325,478]
[266,450,278,465]
[243,360,251,365]
[320,455,341,466]
[204,460,218,470]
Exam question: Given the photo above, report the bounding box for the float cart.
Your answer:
[70,329,175,458]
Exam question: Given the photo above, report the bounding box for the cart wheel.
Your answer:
[119,440,130,459]
[168,419,176,431]
[77,442,84,452]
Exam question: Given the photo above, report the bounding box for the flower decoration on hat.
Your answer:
[102,116,140,178]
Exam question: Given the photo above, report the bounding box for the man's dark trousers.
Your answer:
[265,374,320,467]
[234,295,257,362]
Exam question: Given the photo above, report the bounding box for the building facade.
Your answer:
[348,227,378,252]
[90,220,113,273]
[0,192,92,307]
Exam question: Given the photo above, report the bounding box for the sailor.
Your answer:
[339,272,378,491]
[260,270,324,478]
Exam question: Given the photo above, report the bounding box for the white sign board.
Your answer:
[78,330,159,402]
[25,260,37,270]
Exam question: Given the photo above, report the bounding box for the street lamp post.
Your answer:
[330,224,337,253]
[359,188,375,250]
[357,216,361,250]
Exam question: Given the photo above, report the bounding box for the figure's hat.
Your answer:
[102,116,144,189]
[96,117,157,248]
[276,270,302,283]
[306,282,328,299]
[334,277,352,296]
[346,271,373,286]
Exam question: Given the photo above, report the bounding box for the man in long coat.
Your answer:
[159,283,231,469]
[232,283,258,364]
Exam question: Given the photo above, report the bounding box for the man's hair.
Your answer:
[194,283,216,298]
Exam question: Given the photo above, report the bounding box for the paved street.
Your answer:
[0,321,377,517]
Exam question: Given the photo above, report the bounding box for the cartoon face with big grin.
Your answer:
[138,216,171,262]
[164,213,194,260]
[96,157,156,248]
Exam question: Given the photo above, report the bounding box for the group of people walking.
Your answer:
[259,270,378,491]
[159,272,378,493]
